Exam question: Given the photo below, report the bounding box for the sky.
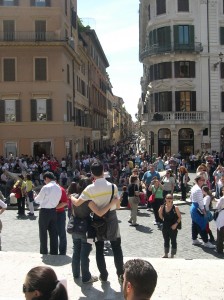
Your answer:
[77,0,142,120]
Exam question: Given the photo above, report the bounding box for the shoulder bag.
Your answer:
[148,186,158,204]
[91,184,114,239]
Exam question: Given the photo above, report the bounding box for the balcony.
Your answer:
[0,31,64,42]
[139,42,203,61]
[141,111,208,125]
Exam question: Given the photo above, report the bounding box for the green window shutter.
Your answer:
[149,31,153,47]
[153,29,157,45]
[30,0,35,6]
[31,99,37,121]
[150,65,153,81]
[15,100,21,122]
[173,25,179,49]
[189,61,195,77]
[155,93,159,112]
[221,62,224,79]
[164,26,171,49]
[14,0,19,5]
[221,92,224,112]
[167,92,172,111]
[46,0,51,6]
[189,25,195,47]
[174,61,179,78]
[0,100,5,122]
[46,99,52,121]
[165,62,172,78]
[220,27,224,45]
[175,92,181,111]
[191,91,196,111]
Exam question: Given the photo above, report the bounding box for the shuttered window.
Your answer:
[156,0,166,15]
[67,101,72,121]
[178,0,189,12]
[35,20,46,41]
[174,25,194,50]
[0,0,19,6]
[71,7,77,29]
[3,20,15,41]
[35,58,47,81]
[0,100,20,122]
[148,5,151,20]
[174,61,195,78]
[175,91,196,111]
[220,27,224,45]
[30,99,52,121]
[4,58,15,81]
[221,92,224,112]
[30,0,50,6]
[155,92,172,112]
[154,62,172,80]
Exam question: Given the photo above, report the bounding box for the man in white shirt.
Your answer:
[35,172,62,255]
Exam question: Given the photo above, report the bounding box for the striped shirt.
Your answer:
[79,178,118,210]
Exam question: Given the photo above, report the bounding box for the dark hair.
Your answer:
[26,174,32,181]
[90,160,103,177]
[43,172,55,180]
[123,259,157,299]
[67,182,77,195]
[122,185,127,191]
[26,266,68,300]
[130,175,138,183]
[77,177,92,194]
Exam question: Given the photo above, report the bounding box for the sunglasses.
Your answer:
[166,197,173,200]
[22,284,35,293]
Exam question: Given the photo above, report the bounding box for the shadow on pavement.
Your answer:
[41,254,72,266]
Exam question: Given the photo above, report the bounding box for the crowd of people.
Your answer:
[1,147,224,299]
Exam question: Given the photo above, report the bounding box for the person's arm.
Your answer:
[88,197,118,217]
[71,195,85,206]
[171,206,181,230]
[158,205,164,220]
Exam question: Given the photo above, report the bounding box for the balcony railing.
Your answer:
[140,42,203,61]
[141,111,208,124]
[0,31,64,42]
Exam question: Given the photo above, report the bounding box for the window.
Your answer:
[35,58,47,81]
[148,5,151,20]
[221,92,224,112]
[30,99,52,121]
[220,27,224,45]
[1,0,18,6]
[3,58,15,81]
[151,62,172,80]
[3,20,15,41]
[0,100,21,122]
[156,0,166,15]
[35,20,46,41]
[175,91,196,111]
[67,64,70,84]
[174,25,194,50]
[175,61,195,78]
[149,26,171,52]
[178,0,189,12]
[65,0,67,15]
[30,0,50,7]
[155,92,172,112]
[71,7,77,29]
[67,101,72,121]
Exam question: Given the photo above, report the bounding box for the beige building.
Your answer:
[139,0,224,158]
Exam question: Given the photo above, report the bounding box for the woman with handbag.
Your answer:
[70,177,118,284]
[127,175,140,227]
[158,194,181,258]
[148,178,164,226]
[161,169,175,199]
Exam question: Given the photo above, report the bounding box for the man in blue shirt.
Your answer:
[141,165,160,208]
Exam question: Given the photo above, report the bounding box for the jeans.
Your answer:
[39,208,58,255]
[162,226,178,254]
[95,237,123,280]
[192,221,208,243]
[17,197,25,215]
[72,234,92,282]
[152,198,164,223]
[56,211,67,255]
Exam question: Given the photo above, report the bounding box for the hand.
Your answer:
[111,198,118,206]
[171,223,178,230]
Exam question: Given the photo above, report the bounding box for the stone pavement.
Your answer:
[1,171,224,299]
[1,252,224,300]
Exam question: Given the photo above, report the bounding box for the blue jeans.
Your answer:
[72,234,92,282]
[56,211,67,255]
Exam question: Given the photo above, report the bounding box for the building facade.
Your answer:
[139,0,224,158]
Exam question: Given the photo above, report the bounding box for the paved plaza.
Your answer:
[0,172,224,299]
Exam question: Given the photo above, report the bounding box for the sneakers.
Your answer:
[130,223,139,227]
[83,275,98,284]
[192,239,202,245]
[203,242,216,249]
[153,221,158,225]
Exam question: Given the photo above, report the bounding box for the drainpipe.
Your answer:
[207,0,211,142]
